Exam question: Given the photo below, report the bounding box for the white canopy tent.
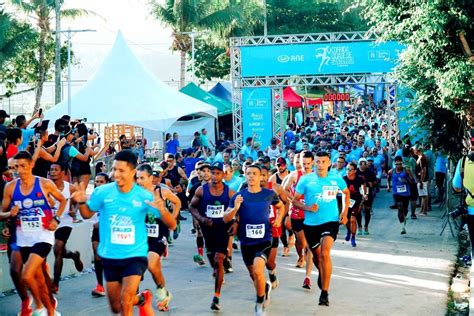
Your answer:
[44,31,217,134]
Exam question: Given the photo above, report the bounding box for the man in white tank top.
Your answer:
[49,163,83,294]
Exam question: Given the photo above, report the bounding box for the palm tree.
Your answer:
[8,0,94,113]
[149,0,244,88]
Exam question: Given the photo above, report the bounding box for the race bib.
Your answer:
[146,224,159,238]
[206,205,225,218]
[349,199,356,208]
[246,224,265,239]
[20,216,41,232]
[396,185,407,193]
[322,186,338,201]
[111,225,135,245]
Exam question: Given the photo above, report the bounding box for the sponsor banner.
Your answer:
[241,88,273,149]
[240,41,404,77]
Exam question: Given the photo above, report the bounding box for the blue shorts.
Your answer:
[101,257,148,282]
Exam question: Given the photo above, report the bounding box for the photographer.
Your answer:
[452,135,474,255]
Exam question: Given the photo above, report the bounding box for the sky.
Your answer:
[58,0,181,83]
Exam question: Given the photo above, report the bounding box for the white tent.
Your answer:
[44,31,217,132]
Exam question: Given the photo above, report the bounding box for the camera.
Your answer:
[449,205,468,219]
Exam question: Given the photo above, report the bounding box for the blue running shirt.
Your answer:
[87,182,160,259]
[295,173,347,226]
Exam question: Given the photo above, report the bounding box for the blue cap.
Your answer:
[210,161,224,171]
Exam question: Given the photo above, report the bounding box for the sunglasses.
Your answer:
[395,163,403,166]
[347,168,355,171]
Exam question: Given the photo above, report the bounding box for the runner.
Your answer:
[2,151,67,316]
[49,163,84,294]
[356,158,376,234]
[342,162,367,247]
[269,157,293,256]
[282,150,314,289]
[189,161,235,311]
[261,165,289,290]
[292,151,350,306]
[136,163,181,311]
[223,164,285,316]
[387,156,415,234]
[72,150,176,316]
[90,172,110,297]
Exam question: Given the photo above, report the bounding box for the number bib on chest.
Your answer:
[246,224,265,239]
[146,224,159,238]
[396,185,407,193]
[206,205,224,218]
[20,216,41,232]
[322,185,339,201]
[111,225,135,245]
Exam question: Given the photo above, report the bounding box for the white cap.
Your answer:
[358,158,368,164]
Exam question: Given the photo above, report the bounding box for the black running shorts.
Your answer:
[291,218,305,232]
[102,257,148,282]
[201,225,229,255]
[394,194,410,210]
[91,226,100,242]
[148,237,167,257]
[303,221,339,249]
[240,240,272,266]
[19,242,52,263]
[54,226,72,243]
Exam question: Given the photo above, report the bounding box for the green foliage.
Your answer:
[358,0,474,157]
[187,39,229,83]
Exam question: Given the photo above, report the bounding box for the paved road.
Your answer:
[0,191,456,315]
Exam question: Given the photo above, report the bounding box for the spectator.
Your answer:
[0,110,9,134]
[16,111,42,151]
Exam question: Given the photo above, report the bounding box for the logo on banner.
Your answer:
[277,54,304,63]
[315,46,354,72]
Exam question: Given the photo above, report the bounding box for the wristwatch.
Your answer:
[53,215,61,224]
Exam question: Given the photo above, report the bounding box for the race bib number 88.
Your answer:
[246,224,265,239]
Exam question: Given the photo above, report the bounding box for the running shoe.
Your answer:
[411,214,417,219]
[364,228,370,235]
[295,257,305,268]
[401,227,407,235]
[156,287,172,311]
[255,302,265,316]
[173,221,181,240]
[282,247,290,257]
[191,228,197,235]
[167,236,173,245]
[302,277,312,290]
[344,231,351,241]
[351,236,356,247]
[52,284,59,294]
[18,296,32,316]
[138,289,154,316]
[264,281,272,307]
[91,284,106,297]
[32,308,47,316]
[389,204,398,209]
[224,258,233,273]
[318,291,329,306]
[193,254,206,266]
[72,251,84,272]
[210,296,221,311]
[269,273,279,289]
[232,242,238,250]
[178,213,187,220]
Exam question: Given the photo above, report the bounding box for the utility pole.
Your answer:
[54,28,95,116]
[54,0,61,104]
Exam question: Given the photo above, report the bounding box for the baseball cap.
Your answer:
[358,158,368,164]
[0,110,10,118]
[358,130,366,136]
[337,145,345,152]
[210,161,224,171]
[276,157,286,166]
[152,165,163,177]
[367,156,374,161]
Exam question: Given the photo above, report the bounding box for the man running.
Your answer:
[136,163,181,311]
[293,151,350,306]
[189,161,235,311]
[356,158,376,234]
[49,163,83,294]
[343,162,367,247]
[223,164,285,316]
[73,150,176,316]
[282,150,314,289]
[261,165,289,290]
[2,151,67,316]
[388,156,415,234]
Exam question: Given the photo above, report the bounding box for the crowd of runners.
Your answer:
[0,101,449,316]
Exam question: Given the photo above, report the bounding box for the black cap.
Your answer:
[34,120,49,133]
[0,110,9,118]
[210,161,224,171]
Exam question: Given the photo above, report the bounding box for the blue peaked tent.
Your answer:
[209,82,232,103]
